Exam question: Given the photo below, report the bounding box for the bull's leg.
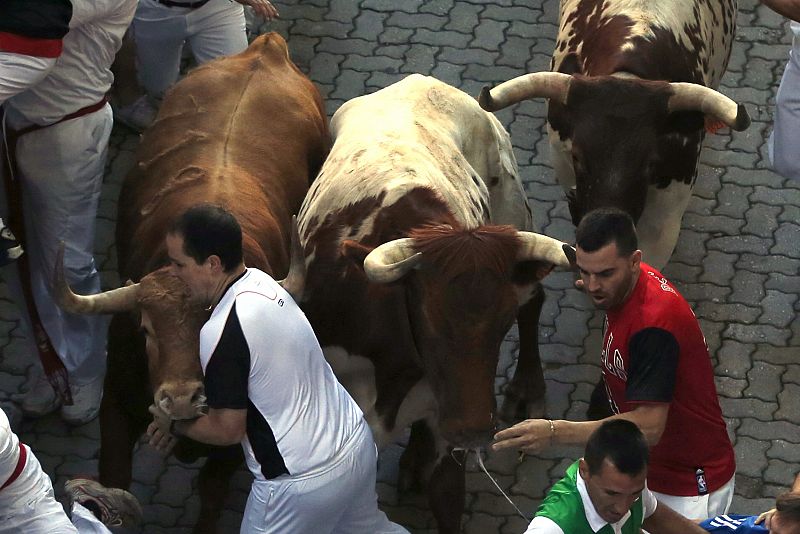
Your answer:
[429,449,466,534]
[501,286,546,422]
[193,446,244,534]
[398,420,436,495]
[99,313,151,489]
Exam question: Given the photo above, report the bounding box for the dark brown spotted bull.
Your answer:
[480,0,750,269]
[297,74,571,533]
[55,33,329,533]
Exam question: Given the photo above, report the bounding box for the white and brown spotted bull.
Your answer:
[54,33,329,534]
[297,74,570,533]
[480,0,750,268]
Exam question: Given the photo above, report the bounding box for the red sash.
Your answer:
[0,442,28,490]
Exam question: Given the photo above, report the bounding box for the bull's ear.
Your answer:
[341,240,374,270]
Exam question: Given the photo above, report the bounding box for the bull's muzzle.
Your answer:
[154,381,207,421]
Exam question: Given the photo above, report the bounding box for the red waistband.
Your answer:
[11,96,109,138]
[0,32,63,58]
[1,442,28,491]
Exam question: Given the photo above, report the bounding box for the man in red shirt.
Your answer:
[493,207,735,519]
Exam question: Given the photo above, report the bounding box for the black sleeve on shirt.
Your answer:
[625,327,679,403]
[204,302,250,410]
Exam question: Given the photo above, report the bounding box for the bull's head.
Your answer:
[478,72,750,225]
[355,225,570,448]
[53,248,208,421]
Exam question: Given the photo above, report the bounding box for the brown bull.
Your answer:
[55,32,329,533]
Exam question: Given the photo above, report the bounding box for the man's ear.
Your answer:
[631,249,642,270]
[341,240,374,270]
[578,458,589,481]
[206,254,223,272]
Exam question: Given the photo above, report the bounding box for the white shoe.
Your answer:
[21,374,61,417]
[61,377,103,425]
[113,95,159,133]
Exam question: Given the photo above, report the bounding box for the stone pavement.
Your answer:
[0,0,798,532]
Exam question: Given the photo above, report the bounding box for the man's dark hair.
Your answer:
[169,204,243,272]
[584,419,649,477]
[575,208,638,256]
[776,491,800,526]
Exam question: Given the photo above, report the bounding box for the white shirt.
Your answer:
[5,0,136,125]
[199,268,365,481]
[522,470,658,534]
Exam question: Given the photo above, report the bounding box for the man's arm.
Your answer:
[492,403,669,454]
[643,501,708,534]
[762,0,800,21]
[147,407,246,452]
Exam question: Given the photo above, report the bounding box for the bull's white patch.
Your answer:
[636,179,693,269]
[322,345,437,449]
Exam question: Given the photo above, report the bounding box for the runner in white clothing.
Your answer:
[148,203,409,534]
[0,407,141,532]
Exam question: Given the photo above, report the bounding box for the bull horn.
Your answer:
[667,83,751,131]
[516,232,571,268]
[363,238,422,284]
[479,72,571,112]
[278,215,305,301]
[53,242,140,314]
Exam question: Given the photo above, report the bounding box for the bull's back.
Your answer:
[554,0,736,87]
[118,33,329,279]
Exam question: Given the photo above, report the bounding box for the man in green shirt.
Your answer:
[524,419,707,534]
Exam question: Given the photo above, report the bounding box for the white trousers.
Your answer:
[240,421,409,534]
[131,0,247,99]
[0,446,110,534]
[769,26,800,181]
[3,105,111,385]
[651,475,735,519]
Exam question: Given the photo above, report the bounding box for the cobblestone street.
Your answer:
[0,0,798,532]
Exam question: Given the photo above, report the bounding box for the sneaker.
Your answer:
[113,94,159,133]
[0,217,23,266]
[61,376,103,425]
[20,373,61,417]
[65,478,143,528]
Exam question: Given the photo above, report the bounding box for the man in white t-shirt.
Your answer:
[147,204,409,534]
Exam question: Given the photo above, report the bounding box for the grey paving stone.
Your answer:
[737,252,800,276]
[400,44,438,74]
[776,383,800,424]
[766,439,800,463]
[411,28,471,48]
[696,302,761,324]
[771,222,800,257]
[351,10,389,41]
[758,289,798,328]
[444,3,481,33]
[785,364,800,385]
[341,54,404,73]
[716,376,748,398]
[472,19,508,51]
[387,12,448,31]
[734,436,771,477]
[716,340,756,378]
[764,458,800,486]
[482,5,538,23]
[378,26,414,45]
[724,323,792,345]
[738,419,800,442]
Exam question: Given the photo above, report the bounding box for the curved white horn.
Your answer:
[53,242,140,314]
[516,232,571,267]
[667,83,751,131]
[278,215,306,301]
[479,72,572,112]
[363,238,422,284]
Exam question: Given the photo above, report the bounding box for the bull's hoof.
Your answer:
[500,391,545,423]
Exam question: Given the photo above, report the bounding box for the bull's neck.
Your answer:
[206,264,247,312]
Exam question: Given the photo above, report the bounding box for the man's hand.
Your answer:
[236,0,279,21]
[146,404,178,454]
[492,419,555,455]
[755,508,776,528]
